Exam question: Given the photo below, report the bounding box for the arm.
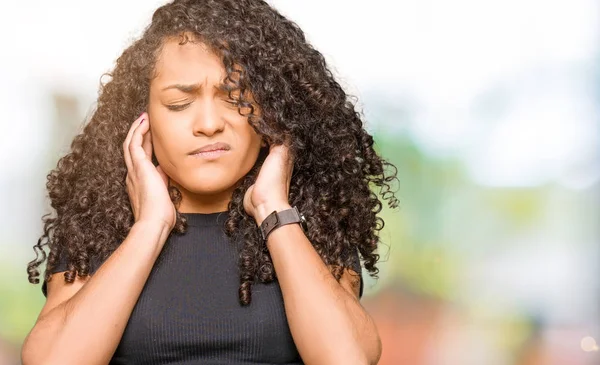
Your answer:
[244,143,381,365]
[22,112,174,364]
[21,220,171,365]
[256,203,382,365]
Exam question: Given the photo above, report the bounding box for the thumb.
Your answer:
[243,184,254,216]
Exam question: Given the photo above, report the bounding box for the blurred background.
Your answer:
[1,0,598,364]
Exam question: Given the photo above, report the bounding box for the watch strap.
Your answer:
[260,206,306,241]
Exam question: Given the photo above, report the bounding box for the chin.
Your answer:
[181,173,234,194]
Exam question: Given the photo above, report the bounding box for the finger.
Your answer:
[274,144,293,170]
[142,128,153,160]
[124,113,146,165]
[280,144,294,178]
[243,184,254,215]
[129,114,151,165]
[123,113,146,172]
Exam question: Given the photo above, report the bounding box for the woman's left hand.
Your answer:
[243,142,294,226]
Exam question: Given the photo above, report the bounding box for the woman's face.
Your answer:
[148,35,264,213]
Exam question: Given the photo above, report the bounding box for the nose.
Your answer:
[192,98,225,137]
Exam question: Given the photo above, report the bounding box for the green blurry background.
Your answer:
[1,0,598,364]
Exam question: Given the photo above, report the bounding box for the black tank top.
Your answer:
[42,211,363,364]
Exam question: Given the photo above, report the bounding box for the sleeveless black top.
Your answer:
[42,211,363,364]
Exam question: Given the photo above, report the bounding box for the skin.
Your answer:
[148,37,265,214]
[22,36,380,365]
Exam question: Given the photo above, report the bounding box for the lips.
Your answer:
[189,142,231,155]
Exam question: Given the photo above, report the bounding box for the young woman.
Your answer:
[23,0,399,363]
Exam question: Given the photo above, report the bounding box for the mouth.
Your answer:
[188,142,231,160]
[189,148,230,160]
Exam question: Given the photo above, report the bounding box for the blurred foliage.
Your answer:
[370,132,464,299]
[0,261,46,344]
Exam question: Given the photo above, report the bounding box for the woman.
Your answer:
[23,0,399,364]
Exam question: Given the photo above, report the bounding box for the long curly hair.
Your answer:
[27,0,399,306]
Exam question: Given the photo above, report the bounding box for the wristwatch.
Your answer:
[259,206,308,241]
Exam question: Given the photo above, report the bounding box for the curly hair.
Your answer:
[27,0,399,306]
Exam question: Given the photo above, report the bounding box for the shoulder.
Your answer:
[42,249,104,297]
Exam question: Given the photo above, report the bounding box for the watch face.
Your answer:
[299,214,308,233]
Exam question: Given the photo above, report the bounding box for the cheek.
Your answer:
[147,102,183,156]
[236,127,263,166]
[219,130,262,179]
[236,142,262,171]
[151,114,264,193]
[148,122,184,180]
[149,127,173,163]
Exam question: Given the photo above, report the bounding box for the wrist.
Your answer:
[254,202,292,226]
[134,219,173,244]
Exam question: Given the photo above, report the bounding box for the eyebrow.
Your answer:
[161,82,229,94]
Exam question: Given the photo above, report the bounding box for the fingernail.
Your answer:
[139,118,145,125]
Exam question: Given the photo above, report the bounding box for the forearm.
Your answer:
[23,221,170,365]
[258,206,380,365]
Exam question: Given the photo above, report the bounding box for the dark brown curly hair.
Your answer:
[27,0,399,306]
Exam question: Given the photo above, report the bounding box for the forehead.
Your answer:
[152,37,226,85]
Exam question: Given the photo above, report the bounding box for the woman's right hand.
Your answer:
[123,112,176,231]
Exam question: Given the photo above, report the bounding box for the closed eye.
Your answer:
[166,103,191,112]
[166,99,238,112]
[222,98,239,108]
